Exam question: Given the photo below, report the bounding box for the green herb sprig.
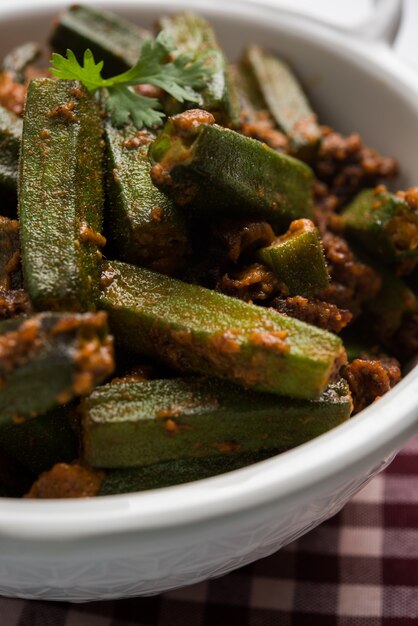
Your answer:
[50,32,209,129]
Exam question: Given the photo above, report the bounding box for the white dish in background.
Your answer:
[1,0,418,602]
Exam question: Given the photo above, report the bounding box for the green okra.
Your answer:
[99,449,282,494]
[1,42,41,83]
[19,79,104,311]
[49,4,150,76]
[0,104,22,204]
[0,311,114,426]
[230,63,266,122]
[241,45,321,161]
[150,113,313,229]
[83,377,352,468]
[104,122,190,275]
[158,12,240,128]
[0,404,78,475]
[100,260,345,399]
[258,218,329,297]
[341,188,418,265]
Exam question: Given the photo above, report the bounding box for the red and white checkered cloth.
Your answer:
[2,435,418,626]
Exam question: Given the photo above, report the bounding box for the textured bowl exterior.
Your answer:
[0,0,418,601]
[0,455,395,601]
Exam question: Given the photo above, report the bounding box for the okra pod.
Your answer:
[150,111,314,229]
[341,188,418,265]
[230,63,265,120]
[49,5,150,75]
[99,450,282,494]
[83,377,352,468]
[258,219,329,297]
[104,122,190,274]
[241,45,321,161]
[0,404,78,474]
[100,261,345,399]
[19,79,104,311]
[158,13,240,128]
[0,311,114,426]
[0,104,21,206]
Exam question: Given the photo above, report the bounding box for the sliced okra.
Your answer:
[258,219,329,297]
[230,63,266,122]
[0,404,78,474]
[158,12,240,128]
[241,45,321,161]
[82,377,352,468]
[19,79,104,311]
[341,187,418,266]
[100,260,345,399]
[49,4,150,75]
[27,452,281,497]
[0,311,114,426]
[99,449,281,494]
[150,110,314,230]
[104,122,190,275]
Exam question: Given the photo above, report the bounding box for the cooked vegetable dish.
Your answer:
[0,5,414,499]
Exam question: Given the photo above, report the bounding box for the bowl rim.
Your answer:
[1,0,418,540]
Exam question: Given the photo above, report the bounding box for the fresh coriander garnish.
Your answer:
[50,31,210,129]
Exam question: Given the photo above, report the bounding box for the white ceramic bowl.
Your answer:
[1,0,418,603]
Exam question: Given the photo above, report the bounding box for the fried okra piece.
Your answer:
[104,122,190,275]
[258,219,329,297]
[240,45,320,161]
[342,186,418,271]
[0,311,114,426]
[100,260,345,399]
[82,377,352,468]
[19,79,105,311]
[150,110,314,230]
[49,4,150,75]
[25,451,280,498]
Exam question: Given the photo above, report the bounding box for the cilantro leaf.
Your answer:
[50,49,105,92]
[104,32,207,102]
[106,86,165,130]
[48,31,212,130]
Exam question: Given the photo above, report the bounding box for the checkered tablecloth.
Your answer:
[1,435,418,626]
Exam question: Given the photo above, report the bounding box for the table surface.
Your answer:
[1,0,418,623]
